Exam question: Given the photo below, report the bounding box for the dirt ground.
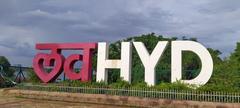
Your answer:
[0,89,133,108]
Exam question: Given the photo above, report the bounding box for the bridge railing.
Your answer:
[15,84,240,103]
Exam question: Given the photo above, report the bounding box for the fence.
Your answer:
[15,85,240,103]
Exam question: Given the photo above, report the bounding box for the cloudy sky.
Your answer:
[0,0,239,66]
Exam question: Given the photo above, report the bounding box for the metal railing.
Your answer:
[16,85,240,103]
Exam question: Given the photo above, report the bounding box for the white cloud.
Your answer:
[22,9,90,22]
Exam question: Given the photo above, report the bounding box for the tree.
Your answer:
[225,42,240,87]
[206,42,240,90]
[0,56,14,77]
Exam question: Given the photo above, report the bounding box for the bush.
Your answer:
[154,81,193,90]
[27,69,40,83]
[197,84,240,92]
[109,79,130,89]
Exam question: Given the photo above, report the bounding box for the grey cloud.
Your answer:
[0,0,239,66]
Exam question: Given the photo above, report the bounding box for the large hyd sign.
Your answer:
[33,41,213,86]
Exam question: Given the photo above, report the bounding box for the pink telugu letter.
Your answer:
[64,45,96,82]
[33,43,97,83]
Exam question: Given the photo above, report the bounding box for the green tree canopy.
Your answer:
[0,56,14,77]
